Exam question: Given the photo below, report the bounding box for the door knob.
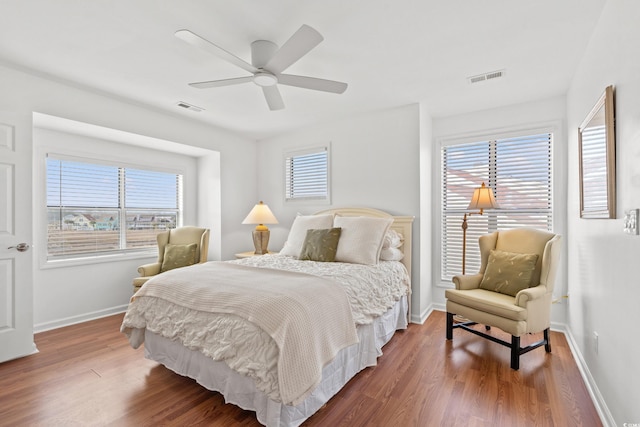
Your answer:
[8,243,30,252]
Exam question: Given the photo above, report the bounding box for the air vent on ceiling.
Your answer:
[176,101,204,112]
[468,69,505,84]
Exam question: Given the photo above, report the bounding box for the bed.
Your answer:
[121,207,414,426]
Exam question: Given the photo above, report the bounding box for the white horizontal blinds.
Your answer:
[124,168,181,249]
[581,125,608,215]
[494,133,552,229]
[46,158,121,257]
[285,147,328,200]
[441,132,553,281]
[442,141,491,277]
[46,156,182,259]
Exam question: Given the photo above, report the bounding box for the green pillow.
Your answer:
[298,228,342,262]
[479,250,539,296]
[161,243,198,272]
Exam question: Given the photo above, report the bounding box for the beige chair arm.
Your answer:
[452,273,483,290]
[137,263,161,277]
[515,285,548,307]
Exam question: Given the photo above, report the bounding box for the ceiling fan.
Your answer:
[175,25,348,111]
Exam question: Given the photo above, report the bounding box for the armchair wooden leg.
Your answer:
[510,336,520,370]
[544,328,551,353]
[446,312,453,340]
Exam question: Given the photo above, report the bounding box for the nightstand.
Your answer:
[234,251,278,259]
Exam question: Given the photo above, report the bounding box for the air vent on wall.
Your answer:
[176,101,205,112]
[468,69,505,84]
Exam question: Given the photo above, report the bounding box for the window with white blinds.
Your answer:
[285,146,329,201]
[441,132,553,281]
[46,156,182,259]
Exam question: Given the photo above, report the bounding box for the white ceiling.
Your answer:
[0,0,607,140]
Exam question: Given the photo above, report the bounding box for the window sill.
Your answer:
[40,250,157,270]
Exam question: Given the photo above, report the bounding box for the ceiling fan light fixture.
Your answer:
[253,72,278,87]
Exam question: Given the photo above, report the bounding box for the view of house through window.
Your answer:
[46,156,182,259]
[440,132,553,281]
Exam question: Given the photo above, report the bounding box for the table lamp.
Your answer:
[242,201,279,255]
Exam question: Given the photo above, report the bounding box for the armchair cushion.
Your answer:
[160,243,198,273]
[479,250,539,296]
[445,288,527,322]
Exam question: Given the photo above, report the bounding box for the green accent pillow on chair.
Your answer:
[298,228,342,262]
[160,243,198,272]
[479,249,539,296]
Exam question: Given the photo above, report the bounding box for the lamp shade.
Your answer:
[467,182,500,213]
[242,201,279,226]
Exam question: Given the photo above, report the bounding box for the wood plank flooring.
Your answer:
[0,311,602,426]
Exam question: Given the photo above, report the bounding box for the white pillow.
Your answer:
[333,216,393,265]
[382,229,403,249]
[279,214,334,257]
[380,247,404,261]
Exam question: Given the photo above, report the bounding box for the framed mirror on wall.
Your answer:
[578,85,616,219]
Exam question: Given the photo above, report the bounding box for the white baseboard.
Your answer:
[34,304,129,333]
[410,302,442,324]
[561,325,616,427]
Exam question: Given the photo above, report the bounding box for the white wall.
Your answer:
[0,63,257,330]
[566,0,640,424]
[431,96,568,324]
[256,104,425,320]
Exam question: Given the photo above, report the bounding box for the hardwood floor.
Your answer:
[0,311,602,426]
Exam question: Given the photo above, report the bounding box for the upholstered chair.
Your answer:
[132,226,210,293]
[445,228,561,370]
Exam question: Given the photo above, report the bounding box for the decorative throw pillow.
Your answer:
[380,247,404,261]
[160,243,198,272]
[333,216,393,265]
[382,229,403,249]
[298,228,342,262]
[479,250,539,296]
[280,214,334,257]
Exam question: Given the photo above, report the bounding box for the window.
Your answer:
[46,155,182,259]
[285,146,329,202]
[441,132,553,281]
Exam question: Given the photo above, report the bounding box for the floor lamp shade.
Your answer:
[242,201,279,255]
[467,182,499,213]
[462,183,499,274]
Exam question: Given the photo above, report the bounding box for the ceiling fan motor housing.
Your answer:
[251,40,278,68]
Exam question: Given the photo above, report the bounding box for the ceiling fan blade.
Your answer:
[265,25,323,74]
[278,74,348,94]
[175,29,258,74]
[189,76,254,89]
[262,85,285,110]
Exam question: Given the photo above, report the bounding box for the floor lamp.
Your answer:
[462,182,499,274]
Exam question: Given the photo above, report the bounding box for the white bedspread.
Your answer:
[231,255,411,325]
[121,261,358,405]
[121,256,410,406]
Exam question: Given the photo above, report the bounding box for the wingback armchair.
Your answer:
[133,226,210,293]
[445,228,561,370]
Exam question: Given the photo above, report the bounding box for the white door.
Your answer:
[0,111,35,362]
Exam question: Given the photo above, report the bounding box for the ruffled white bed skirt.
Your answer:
[143,296,408,427]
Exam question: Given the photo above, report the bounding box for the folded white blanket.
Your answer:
[121,261,358,406]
